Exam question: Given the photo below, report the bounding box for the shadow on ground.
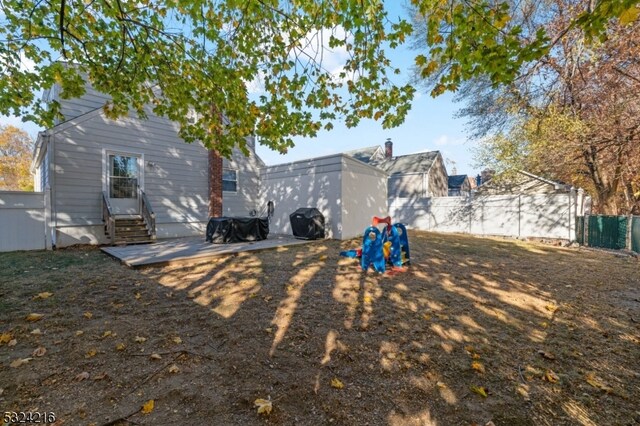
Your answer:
[1,231,639,425]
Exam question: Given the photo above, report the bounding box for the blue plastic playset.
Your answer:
[340,216,411,273]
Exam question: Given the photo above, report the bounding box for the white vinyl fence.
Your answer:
[390,190,586,241]
[0,190,50,252]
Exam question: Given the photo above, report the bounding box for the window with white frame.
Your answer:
[109,154,139,198]
[222,168,238,192]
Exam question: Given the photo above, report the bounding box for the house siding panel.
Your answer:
[222,143,263,216]
[58,84,110,122]
[261,155,344,238]
[52,111,210,234]
[427,155,448,197]
[341,157,388,239]
[388,173,424,198]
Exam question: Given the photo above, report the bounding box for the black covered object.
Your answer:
[289,208,325,240]
[206,217,269,243]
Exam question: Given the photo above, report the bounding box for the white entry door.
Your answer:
[107,153,142,215]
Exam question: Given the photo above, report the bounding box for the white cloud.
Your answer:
[293,26,350,76]
[434,134,465,147]
[244,25,356,94]
[244,69,266,94]
[19,51,35,73]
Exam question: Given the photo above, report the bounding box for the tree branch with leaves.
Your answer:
[0,0,417,157]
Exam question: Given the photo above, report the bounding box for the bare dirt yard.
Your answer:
[1,231,639,426]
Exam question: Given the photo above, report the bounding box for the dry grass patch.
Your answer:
[1,232,639,425]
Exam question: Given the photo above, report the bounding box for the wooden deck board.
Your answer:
[101,234,317,267]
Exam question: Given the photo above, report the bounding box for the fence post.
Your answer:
[627,214,633,250]
[44,186,52,250]
[577,188,584,216]
[468,191,473,234]
[517,194,522,238]
[584,214,589,246]
[569,187,576,242]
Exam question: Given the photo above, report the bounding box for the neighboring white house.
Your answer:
[344,139,449,199]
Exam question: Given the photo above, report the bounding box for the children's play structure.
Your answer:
[340,216,411,273]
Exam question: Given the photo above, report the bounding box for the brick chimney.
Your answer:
[384,138,393,159]
[208,149,223,217]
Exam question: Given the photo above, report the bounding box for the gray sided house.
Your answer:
[345,140,449,200]
[32,82,263,247]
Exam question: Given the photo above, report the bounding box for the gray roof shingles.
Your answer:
[344,146,440,175]
[342,146,382,164]
[448,175,468,189]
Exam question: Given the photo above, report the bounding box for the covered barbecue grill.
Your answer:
[289,208,325,240]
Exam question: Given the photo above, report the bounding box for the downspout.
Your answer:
[569,187,576,242]
[49,132,57,248]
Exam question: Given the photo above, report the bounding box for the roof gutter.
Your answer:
[31,130,51,173]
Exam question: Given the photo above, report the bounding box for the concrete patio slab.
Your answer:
[101,234,317,267]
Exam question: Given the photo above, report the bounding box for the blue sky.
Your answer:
[1,2,480,177]
[255,2,479,175]
[255,90,477,176]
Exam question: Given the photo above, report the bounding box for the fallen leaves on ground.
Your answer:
[470,385,488,398]
[31,328,42,335]
[331,378,345,389]
[33,292,53,299]
[93,372,108,381]
[101,330,113,339]
[26,313,44,322]
[10,358,33,368]
[8,339,17,347]
[83,312,92,319]
[141,399,154,414]
[544,370,560,383]
[168,364,180,373]
[172,336,182,344]
[254,398,273,415]
[115,343,126,351]
[85,349,97,358]
[75,372,90,381]
[0,332,12,343]
[516,384,531,401]
[471,361,485,373]
[585,373,613,393]
[150,353,162,360]
[134,336,147,343]
[538,350,556,360]
[32,346,47,357]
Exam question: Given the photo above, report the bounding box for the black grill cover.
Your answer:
[206,217,269,244]
[289,208,325,240]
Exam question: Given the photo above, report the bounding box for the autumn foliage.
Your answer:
[0,125,34,191]
[461,3,640,214]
